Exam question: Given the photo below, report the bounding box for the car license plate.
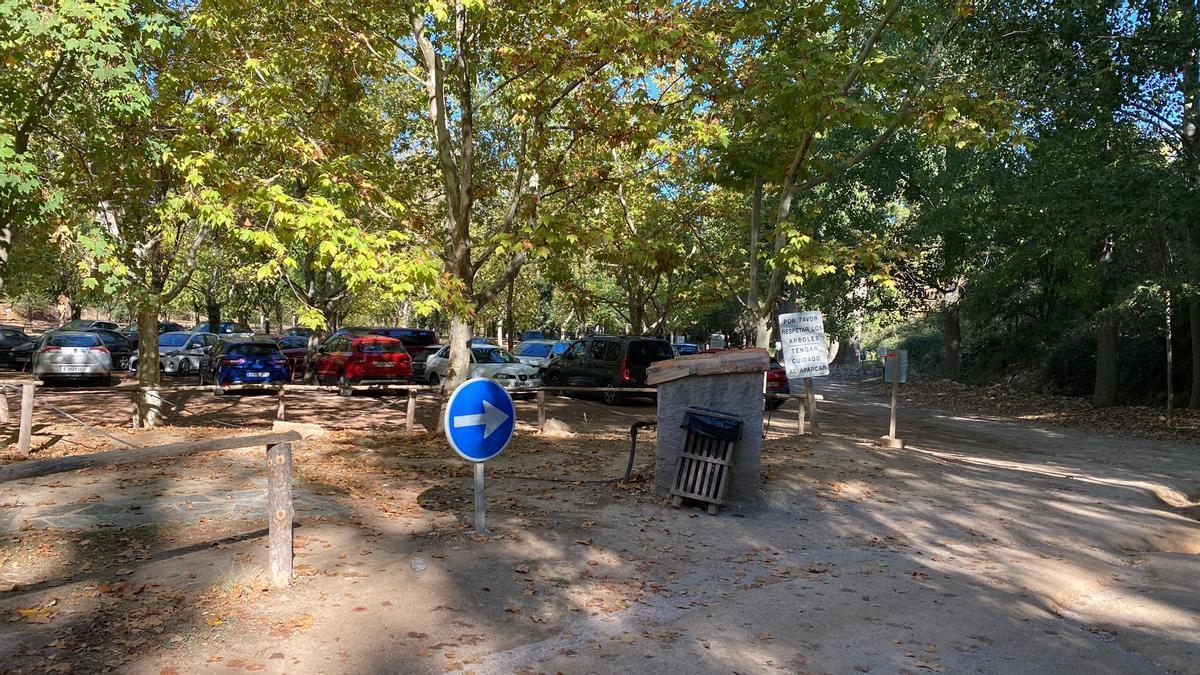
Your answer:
[373,361,393,368]
[59,365,87,373]
[249,371,269,378]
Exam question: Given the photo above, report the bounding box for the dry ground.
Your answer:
[0,376,1197,674]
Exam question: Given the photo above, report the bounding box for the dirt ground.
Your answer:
[1,376,1198,674]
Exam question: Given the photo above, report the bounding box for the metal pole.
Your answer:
[474,461,486,534]
[889,375,899,439]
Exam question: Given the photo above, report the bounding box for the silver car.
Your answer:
[425,345,542,395]
[129,331,218,376]
[31,331,113,384]
[512,339,572,371]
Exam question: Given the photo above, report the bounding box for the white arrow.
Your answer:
[452,399,509,439]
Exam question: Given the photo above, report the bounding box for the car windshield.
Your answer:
[628,340,674,364]
[278,337,307,349]
[474,347,518,364]
[517,342,552,357]
[159,333,189,347]
[48,333,100,348]
[227,344,281,357]
[358,340,406,354]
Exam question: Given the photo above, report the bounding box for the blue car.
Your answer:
[674,343,700,356]
[198,340,291,389]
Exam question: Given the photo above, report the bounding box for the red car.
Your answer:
[765,358,789,409]
[310,335,413,394]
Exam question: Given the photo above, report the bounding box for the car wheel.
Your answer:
[308,370,320,386]
[603,383,622,406]
[176,359,191,377]
[338,373,353,397]
[428,373,440,387]
[545,372,560,387]
[766,398,785,411]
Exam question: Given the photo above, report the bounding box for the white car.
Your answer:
[129,331,219,376]
[425,345,541,395]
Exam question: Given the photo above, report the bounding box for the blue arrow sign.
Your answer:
[444,377,516,462]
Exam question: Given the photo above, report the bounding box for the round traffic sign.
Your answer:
[443,377,516,462]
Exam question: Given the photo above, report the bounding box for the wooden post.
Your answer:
[797,396,806,436]
[889,375,899,439]
[405,390,416,433]
[267,441,293,587]
[537,389,546,430]
[275,387,286,421]
[18,383,35,455]
[804,378,820,436]
[0,389,9,424]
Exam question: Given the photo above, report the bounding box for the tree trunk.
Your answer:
[506,280,515,351]
[1190,297,1200,408]
[444,317,473,390]
[206,298,221,336]
[754,315,772,349]
[1093,308,1118,407]
[136,302,164,428]
[942,289,962,380]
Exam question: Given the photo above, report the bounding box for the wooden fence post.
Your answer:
[275,387,286,421]
[537,389,546,431]
[18,383,35,454]
[405,391,416,433]
[267,441,293,587]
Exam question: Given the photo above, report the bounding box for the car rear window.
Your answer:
[49,334,100,348]
[474,348,518,364]
[517,343,552,357]
[628,340,674,364]
[226,344,281,357]
[358,340,407,354]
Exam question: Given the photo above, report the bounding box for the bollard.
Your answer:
[537,389,546,430]
[18,383,34,454]
[0,389,9,424]
[276,387,286,421]
[266,442,294,587]
[406,390,416,433]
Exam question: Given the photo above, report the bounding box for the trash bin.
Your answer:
[669,407,744,514]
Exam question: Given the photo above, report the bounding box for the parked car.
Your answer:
[543,335,675,404]
[471,336,497,345]
[56,319,120,332]
[424,344,541,396]
[198,339,291,390]
[674,343,700,356]
[31,331,114,385]
[83,328,135,371]
[368,327,440,358]
[192,321,254,338]
[10,339,37,372]
[765,358,789,409]
[513,339,572,371]
[309,335,413,395]
[0,326,32,369]
[129,331,219,375]
[276,337,310,379]
[281,326,315,339]
[411,344,444,382]
[119,321,186,345]
[519,330,545,341]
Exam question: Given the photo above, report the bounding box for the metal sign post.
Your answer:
[444,378,517,535]
[878,349,907,449]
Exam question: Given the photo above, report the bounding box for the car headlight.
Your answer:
[493,373,514,380]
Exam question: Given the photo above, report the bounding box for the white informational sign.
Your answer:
[709,333,726,350]
[884,349,908,383]
[778,311,830,379]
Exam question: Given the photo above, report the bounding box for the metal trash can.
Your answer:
[669,407,743,515]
